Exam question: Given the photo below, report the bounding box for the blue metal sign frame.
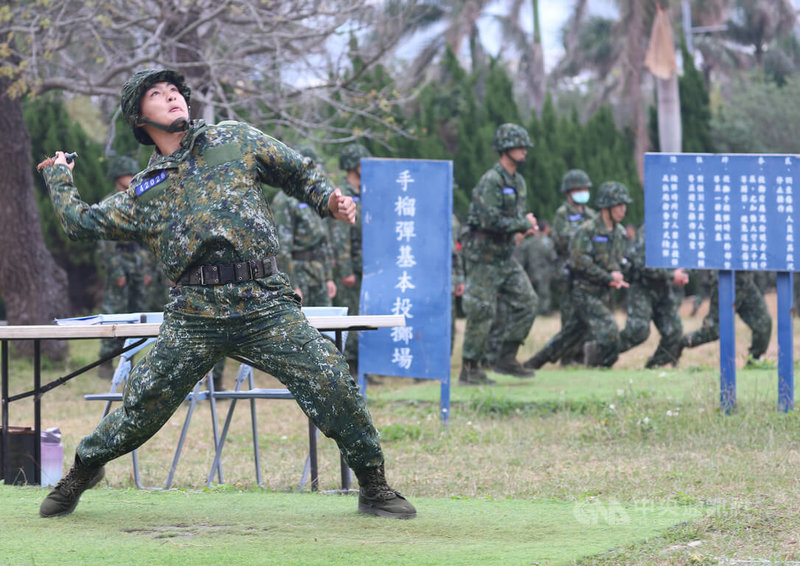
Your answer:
[358,158,453,423]
[644,153,794,412]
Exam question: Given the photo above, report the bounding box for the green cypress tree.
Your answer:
[678,40,714,153]
[25,95,108,312]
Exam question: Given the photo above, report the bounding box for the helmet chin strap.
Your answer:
[137,116,190,134]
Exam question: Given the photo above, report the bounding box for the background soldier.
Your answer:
[273,145,337,307]
[541,169,598,367]
[513,219,557,315]
[96,155,145,379]
[618,224,689,368]
[526,181,631,369]
[460,123,538,385]
[330,143,371,377]
[680,271,772,366]
[452,214,465,353]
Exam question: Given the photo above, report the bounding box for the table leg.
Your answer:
[34,340,41,485]
[2,340,8,481]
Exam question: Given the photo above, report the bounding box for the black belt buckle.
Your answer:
[249,260,261,279]
[201,265,220,285]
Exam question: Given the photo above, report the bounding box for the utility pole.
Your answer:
[682,0,693,53]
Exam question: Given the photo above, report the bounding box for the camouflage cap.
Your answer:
[491,123,532,152]
[595,181,633,209]
[561,169,592,193]
[106,155,140,180]
[120,69,191,146]
[339,143,371,172]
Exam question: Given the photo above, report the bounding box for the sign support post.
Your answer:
[777,272,795,412]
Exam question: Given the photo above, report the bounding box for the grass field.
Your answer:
[1,293,800,564]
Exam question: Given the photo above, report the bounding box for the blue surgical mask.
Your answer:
[572,190,590,204]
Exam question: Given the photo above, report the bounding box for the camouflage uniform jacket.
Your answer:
[464,162,531,262]
[568,216,627,295]
[514,233,557,285]
[42,120,334,290]
[625,225,672,288]
[551,201,597,260]
[329,178,361,278]
[272,190,334,285]
[452,215,465,292]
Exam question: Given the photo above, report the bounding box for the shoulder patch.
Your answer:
[204,143,243,168]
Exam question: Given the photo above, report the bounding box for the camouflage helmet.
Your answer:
[339,143,371,172]
[106,156,140,180]
[595,181,633,209]
[560,169,592,193]
[121,69,191,146]
[295,145,321,162]
[491,123,533,152]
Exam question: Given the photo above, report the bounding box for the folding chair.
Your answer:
[207,361,354,492]
[206,363,300,488]
[84,337,222,489]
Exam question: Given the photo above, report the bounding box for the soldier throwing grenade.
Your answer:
[37,68,415,520]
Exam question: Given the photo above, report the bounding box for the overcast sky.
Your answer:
[480,1,619,70]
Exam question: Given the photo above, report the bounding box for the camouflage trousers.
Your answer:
[99,273,146,360]
[334,273,361,363]
[531,274,553,315]
[462,256,537,362]
[535,285,620,367]
[619,281,683,367]
[78,274,383,472]
[684,275,772,359]
[555,282,590,365]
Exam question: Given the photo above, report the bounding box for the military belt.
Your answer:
[470,229,506,242]
[177,257,277,286]
[291,249,325,262]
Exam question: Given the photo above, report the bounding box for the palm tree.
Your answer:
[493,0,546,113]
[396,0,492,85]
[725,0,796,64]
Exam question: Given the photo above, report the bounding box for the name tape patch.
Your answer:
[502,187,516,195]
[134,170,168,197]
[568,213,583,221]
[593,235,609,243]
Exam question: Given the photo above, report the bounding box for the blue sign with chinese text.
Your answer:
[644,153,798,271]
[359,158,453,381]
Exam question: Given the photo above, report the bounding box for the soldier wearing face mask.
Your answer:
[527,170,597,368]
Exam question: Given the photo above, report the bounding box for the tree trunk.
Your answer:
[623,0,648,183]
[656,75,682,152]
[525,0,546,113]
[0,77,69,360]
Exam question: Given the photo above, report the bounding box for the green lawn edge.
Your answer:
[0,486,707,566]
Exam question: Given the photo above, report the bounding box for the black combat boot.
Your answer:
[523,349,549,370]
[458,359,495,385]
[355,463,417,519]
[493,342,535,378]
[39,454,105,518]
